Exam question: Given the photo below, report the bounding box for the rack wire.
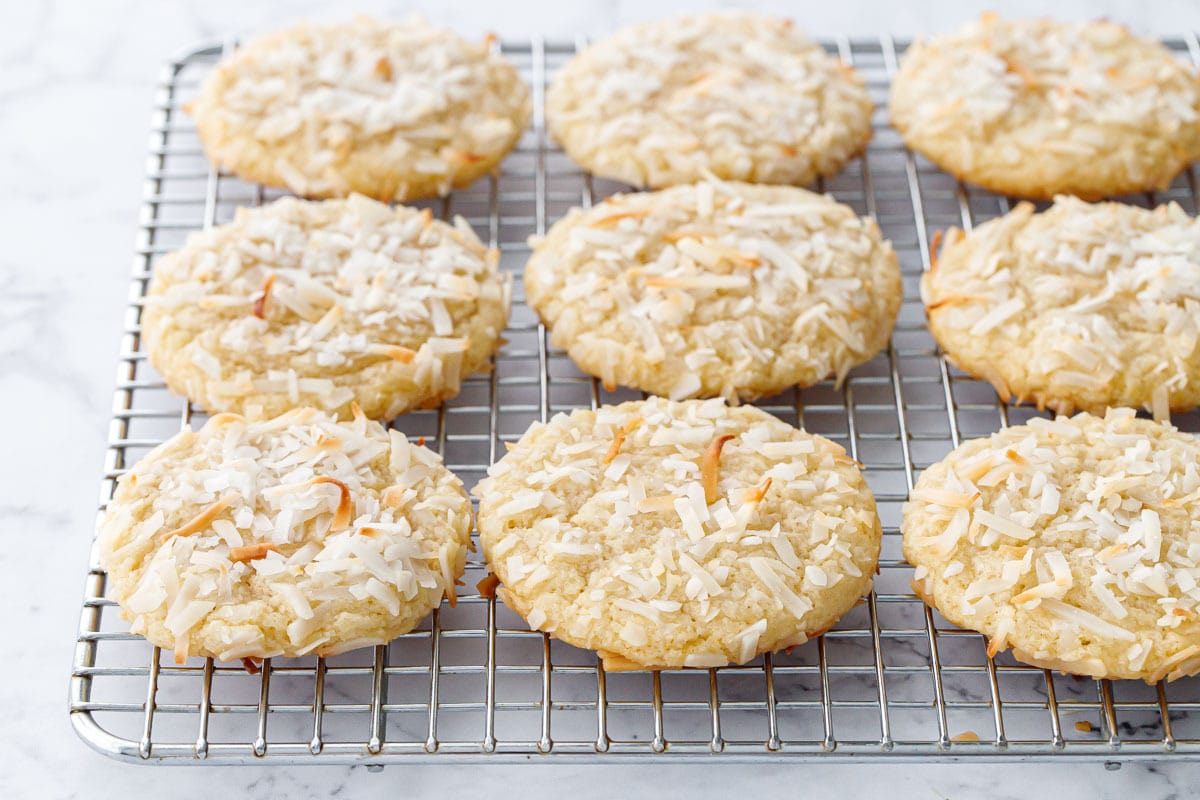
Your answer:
[71,34,1200,765]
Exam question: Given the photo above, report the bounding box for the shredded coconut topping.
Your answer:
[890,14,1200,199]
[99,408,472,662]
[143,195,511,421]
[525,180,900,402]
[547,11,874,188]
[189,16,531,200]
[475,397,881,669]
[903,409,1200,683]
[923,196,1200,415]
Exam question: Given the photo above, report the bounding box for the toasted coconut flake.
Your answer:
[1097,542,1129,561]
[310,476,353,530]
[926,293,987,311]
[368,343,417,364]
[372,55,393,81]
[643,274,751,290]
[700,434,736,504]
[158,494,236,543]
[252,273,275,319]
[930,229,945,270]
[446,149,487,165]
[601,416,642,465]
[228,543,281,563]
[382,485,407,508]
[587,208,651,228]
[476,574,501,598]
[741,476,773,504]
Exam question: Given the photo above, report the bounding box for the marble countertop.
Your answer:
[6,1,1200,797]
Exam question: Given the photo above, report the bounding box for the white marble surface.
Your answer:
[6,0,1200,797]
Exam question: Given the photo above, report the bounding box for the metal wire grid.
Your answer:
[70,35,1200,765]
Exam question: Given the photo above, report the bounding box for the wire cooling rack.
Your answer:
[71,34,1200,765]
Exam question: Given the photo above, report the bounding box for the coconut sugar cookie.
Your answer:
[547,11,874,189]
[525,179,900,401]
[189,16,531,201]
[98,407,472,662]
[474,397,882,670]
[889,14,1200,200]
[903,409,1200,683]
[923,196,1200,415]
[142,194,511,421]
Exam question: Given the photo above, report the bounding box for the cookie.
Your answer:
[546,11,874,189]
[98,407,472,662]
[923,196,1200,416]
[525,179,901,402]
[903,409,1200,683]
[188,16,531,201]
[474,397,881,670]
[142,194,511,421]
[889,14,1200,200]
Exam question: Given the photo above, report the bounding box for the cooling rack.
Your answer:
[70,34,1200,765]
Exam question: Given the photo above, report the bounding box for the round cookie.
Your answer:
[98,407,472,662]
[474,397,882,670]
[923,196,1200,416]
[188,16,531,201]
[546,12,874,189]
[525,180,901,401]
[902,409,1200,683]
[889,14,1200,200]
[142,194,511,421]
